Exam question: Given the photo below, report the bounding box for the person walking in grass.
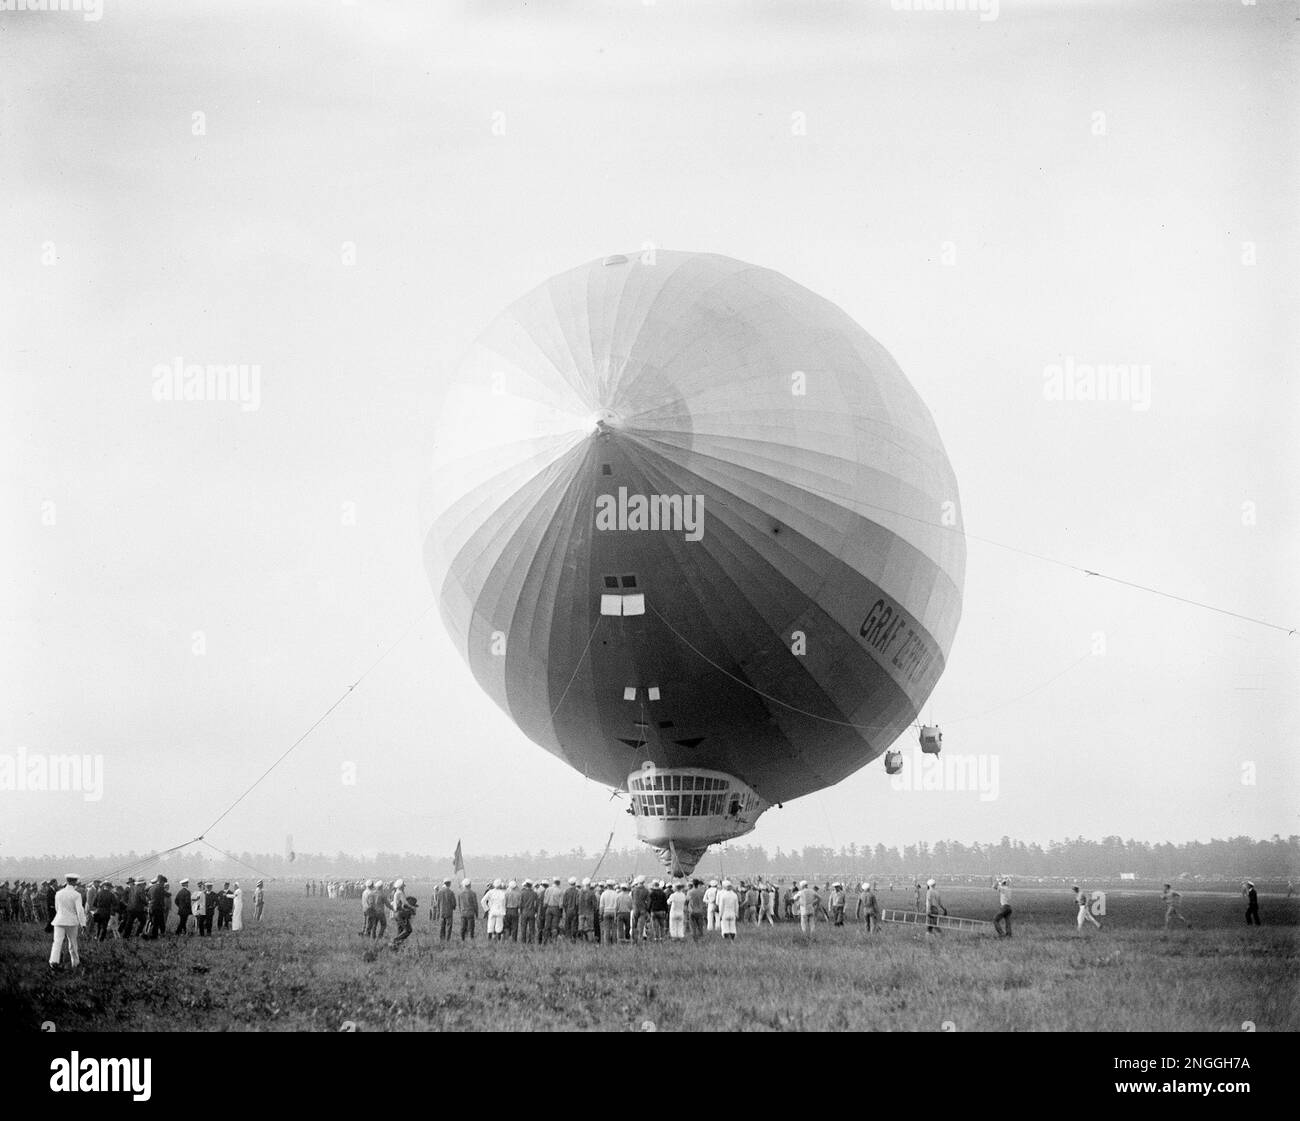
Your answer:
[1073,886,1102,933]
[254,880,265,922]
[925,878,947,935]
[993,878,1014,937]
[1161,883,1190,929]
[857,881,880,933]
[1243,881,1261,926]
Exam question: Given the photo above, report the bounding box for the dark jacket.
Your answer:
[174,887,192,915]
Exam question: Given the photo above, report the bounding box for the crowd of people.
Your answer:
[334,874,892,947]
[2,873,269,971]
[16,869,1275,969]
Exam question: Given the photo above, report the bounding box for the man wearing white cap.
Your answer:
[483,879,507,940]
[704,879,719,931]
[796,880,819,935]
[174,878,193,936]
[49,874,87,971]
[715,878,739,941]
[925,878,947,935]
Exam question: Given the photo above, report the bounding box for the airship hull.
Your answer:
[426,251,964,872]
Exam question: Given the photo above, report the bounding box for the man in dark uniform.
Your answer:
[435,878,457,941]
[456,879,478,941]
[91,880,115,941]
[648,880,669,941]
[1244,881,1261,926]
[518,880,538,944]
[561,877,579,940]
[146,876,168,938]
[174,878,193,935]
[122,877,148,938]
[217,882,234,930]
[201,882,218,935]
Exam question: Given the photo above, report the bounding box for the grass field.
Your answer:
[3,884,1296,1032]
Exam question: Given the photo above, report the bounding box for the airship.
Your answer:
[425,251,964,875]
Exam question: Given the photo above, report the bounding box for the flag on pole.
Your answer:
[453,840,464,878]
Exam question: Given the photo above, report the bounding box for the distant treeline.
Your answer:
[5,835,1296,881]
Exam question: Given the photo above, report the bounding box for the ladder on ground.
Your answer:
[880,909,992,933]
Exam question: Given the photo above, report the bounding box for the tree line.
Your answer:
[5,834,1296,881]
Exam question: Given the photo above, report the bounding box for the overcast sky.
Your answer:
[2,0,1297,863]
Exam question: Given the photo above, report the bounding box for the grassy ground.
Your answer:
[2,885,1296,1031]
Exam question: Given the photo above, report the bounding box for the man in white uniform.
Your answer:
[715,879,739,941]
[482,878,507,940]
[704,879,719,931]
[49,873,88,971]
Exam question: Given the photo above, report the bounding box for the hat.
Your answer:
[180,878,189,885]
[800,880,808,888]
[722,879,732,888]
[443,878,451,884]
[568,876,577,884]
[581,877,591,886]
[462,879,471,888]
[494,878,504,889]
[926,878,935,887]
[861,882,870,891]
[394,878,405,889]
[522,879,532,886]
[508,880,517,888]
[65,873,79,883]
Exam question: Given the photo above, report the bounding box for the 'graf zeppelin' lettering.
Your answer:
[858,598,937,686]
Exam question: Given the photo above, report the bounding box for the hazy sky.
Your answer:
[3,1,1297,863]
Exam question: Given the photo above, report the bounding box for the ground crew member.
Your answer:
[1243,881,1261,926]
[518,880,538,943]
[542,877,564,943]
[457,879,478,940]
[1161,883,1189,929]
[925,878,946,935]
[994,878,1013,937]
[1074,886,1102,932]
[435,879,457,941]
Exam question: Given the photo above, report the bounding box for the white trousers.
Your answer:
[50,925,80,966]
